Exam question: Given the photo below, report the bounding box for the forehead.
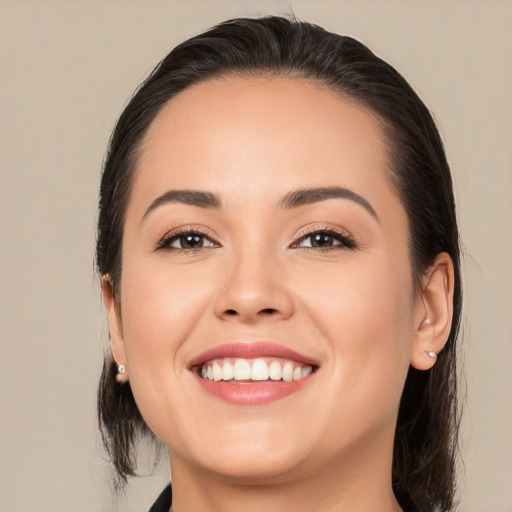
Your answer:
[131,77,399,216]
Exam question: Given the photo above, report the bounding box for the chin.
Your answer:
[196,450,307,483]
[171,424,314,483]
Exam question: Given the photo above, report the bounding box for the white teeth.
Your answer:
[282,362,293,382]
[251,358,269,380]
[233,359,251,380]
[222,361,234,381]
[301,366,312,378]
[200,357,314,383]
[212,362,222,381]
[269,361,282,380]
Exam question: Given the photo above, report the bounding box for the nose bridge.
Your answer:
[214,237,293,323]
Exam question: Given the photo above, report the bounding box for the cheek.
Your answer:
[117,258,218,439]
[301,256,414,406]
[303,254,414,340]
[120,263,210,363]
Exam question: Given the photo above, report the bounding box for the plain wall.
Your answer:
[0,1,511,511]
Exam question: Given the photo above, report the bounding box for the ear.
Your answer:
[102,275,128,381]
[410,252,455,370]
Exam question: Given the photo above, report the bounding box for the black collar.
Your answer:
[148,484,172,512]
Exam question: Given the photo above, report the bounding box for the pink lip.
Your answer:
[188,342,319,367]
[189,342,319,406]
[194,378,313,405]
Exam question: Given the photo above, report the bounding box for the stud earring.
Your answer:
[425,350,436,358]
[116,363,128,383]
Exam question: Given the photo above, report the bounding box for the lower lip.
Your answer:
[194,374,313,405]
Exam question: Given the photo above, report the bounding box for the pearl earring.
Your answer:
[116,363,128,383]
[425,350,436,358]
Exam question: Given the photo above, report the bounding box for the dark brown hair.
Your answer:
[97,16,461,511]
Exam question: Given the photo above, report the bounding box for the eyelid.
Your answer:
[155,225,221,251]
[291,225,357,250]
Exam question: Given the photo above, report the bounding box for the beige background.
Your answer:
[0,1,511,511]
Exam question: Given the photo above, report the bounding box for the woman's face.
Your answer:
[109,77,426,482]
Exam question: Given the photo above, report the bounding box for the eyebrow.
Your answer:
[141,185,378,223]
[142,189,222,222]
[280,186,379,221]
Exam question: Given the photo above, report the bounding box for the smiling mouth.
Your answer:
[199,357,314,383]
[190,343,318,405]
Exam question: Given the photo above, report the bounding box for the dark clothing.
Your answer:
[148,485,172,512]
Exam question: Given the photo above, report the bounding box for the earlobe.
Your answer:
[102,275,128,381]
[410,253,455,370]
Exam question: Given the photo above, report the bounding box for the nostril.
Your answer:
[223,308,277,317]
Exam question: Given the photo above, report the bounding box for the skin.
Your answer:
[104,77,454,512]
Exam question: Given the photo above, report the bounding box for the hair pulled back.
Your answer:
[97,16,461,511]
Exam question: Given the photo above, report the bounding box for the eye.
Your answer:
[293,229,356,250]
[156,229,218,251]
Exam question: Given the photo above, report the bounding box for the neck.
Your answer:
[168,435,402,512]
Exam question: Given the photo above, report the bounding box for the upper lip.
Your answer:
[188,342,320,368]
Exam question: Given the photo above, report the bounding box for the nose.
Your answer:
[213,247,294,324]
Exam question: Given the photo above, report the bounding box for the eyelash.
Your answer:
[292,227,357,251]
[155,227,357,253]
[155,228,218,252]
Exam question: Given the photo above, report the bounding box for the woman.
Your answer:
[97,16,461,512]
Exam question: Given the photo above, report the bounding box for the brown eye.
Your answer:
[308,233,338,247]
[173,234,210,249]
[158,230,217,251]
[294,229,356,250]
[297,231,342,248]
